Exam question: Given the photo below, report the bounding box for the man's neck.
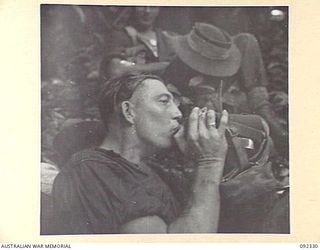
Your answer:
[99,125,146,165]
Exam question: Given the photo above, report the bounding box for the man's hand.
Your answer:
[174,107,228,161]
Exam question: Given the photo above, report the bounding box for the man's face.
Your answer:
[131,79,182,150]
[134,7,160,29]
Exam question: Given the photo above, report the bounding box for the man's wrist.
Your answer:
[196,157,225,181]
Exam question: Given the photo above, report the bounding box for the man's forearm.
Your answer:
[108,58,170,77]
[168,159,224,233]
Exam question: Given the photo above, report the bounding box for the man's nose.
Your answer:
[171,103,183,121]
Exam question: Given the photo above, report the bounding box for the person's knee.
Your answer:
[236,33,258,42]
[234,33,259,51]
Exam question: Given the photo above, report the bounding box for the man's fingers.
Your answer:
[188,107,199,140]
[218,110,229,134]
[206,109,216,130]
[198,107,207,136]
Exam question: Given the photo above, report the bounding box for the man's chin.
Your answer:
[138,20,154,28]
[155,140,173,150]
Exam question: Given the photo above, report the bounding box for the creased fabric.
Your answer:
[51,148,180,234]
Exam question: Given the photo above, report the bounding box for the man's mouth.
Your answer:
[171,125,181,136]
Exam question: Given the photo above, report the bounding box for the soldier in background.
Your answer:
[163,22,288,158]
[100,7,178,79]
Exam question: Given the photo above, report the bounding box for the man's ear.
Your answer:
[121,101,135,125]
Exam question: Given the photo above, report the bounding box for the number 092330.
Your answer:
[300,244,318,248]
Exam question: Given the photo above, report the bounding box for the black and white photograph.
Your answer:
[40,5,290,235]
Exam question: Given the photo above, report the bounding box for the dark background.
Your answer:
[41,5,288,165]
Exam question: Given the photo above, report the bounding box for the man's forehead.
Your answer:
[130,79,170,104]
[138,79,171,96]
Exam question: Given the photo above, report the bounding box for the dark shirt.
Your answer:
[51,148,180,234]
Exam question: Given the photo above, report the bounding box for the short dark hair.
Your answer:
[98,72,162,127]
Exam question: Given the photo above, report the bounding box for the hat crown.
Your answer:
[195,23,230,45]
[173,22,241,77]
[187,22,233,61]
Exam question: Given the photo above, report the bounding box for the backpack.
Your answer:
[222,113,273,182]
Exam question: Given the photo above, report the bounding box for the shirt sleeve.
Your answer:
[51,160,126,234]
[233,33,271,111]
[233,33,269,90]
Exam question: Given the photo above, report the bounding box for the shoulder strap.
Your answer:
[124,26,138,46]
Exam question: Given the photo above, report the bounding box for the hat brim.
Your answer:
[173,35,242,77]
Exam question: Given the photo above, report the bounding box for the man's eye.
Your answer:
[159,99,170,104]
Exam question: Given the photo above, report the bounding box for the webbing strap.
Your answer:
[124,26,138,46]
